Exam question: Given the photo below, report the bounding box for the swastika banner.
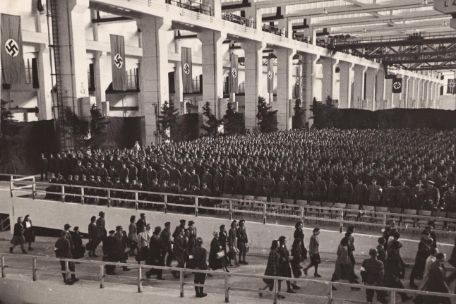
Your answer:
[293,65,301,99]
[110,34,127,91]
[1,14,25,86]
[392,77,402,94]
[267,58,274,94]
[229,53,239,94]
[181,47,193,94]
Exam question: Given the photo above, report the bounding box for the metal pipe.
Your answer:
[99,264,104,288]
[32,257,37,281]
[138,265,142,293]
[179,269,184,297]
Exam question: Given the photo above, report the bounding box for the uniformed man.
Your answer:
[237,219,248,265]
[361,248,386,304]
[54,230,78,285]
[190,237,208,298]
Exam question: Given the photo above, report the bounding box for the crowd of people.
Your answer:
[39,129,456,213]
[9,210,456,303]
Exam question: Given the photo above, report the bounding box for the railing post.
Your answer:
[229,200,233,220]
[107,189,111,207]
[137,265,142,293]
[135,192,139,210]
[273,279,278,304]
[383,213,387,226]
[32,177,36,199]
[61,185,65,202]
[224,273,230,303]
[32,257,37,281]
[64,260,70,281]
[179,269,184,298]
[164,194,168,214]
[195,197,199,217]
[10,175,13,198]
[1,256,5,278]
[327,282,333,304]
[300,206,305,224]
[340,209,344,233]
[81,187,85,205]
[99,264,105,289]
[263,203,267,224]
[391,290,396,304]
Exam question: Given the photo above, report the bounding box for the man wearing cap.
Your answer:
[361,248,386,304]
[146,226,164,280]
[173,219,187,240]
[237,220,248,265]
[55,230,79,285]
[136,213,147,234]
[161,222,173,267]
[190,237,208,298]
[187,221,197,252]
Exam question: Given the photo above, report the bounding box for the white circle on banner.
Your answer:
[113,53,123,69]
[393,81,402,90]
[5,38,19,57]
[267,71,273,80]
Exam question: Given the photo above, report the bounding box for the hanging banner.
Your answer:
[293,65,301,99]
[181,47,193,94]
[267,58,274,94]
[229,53,238,94]
[447,79,456,95]
[110,34,127,91]
[1,14,25,86]
[392,77,402,94]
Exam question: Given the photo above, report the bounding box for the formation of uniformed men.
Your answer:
[41,129,456,212]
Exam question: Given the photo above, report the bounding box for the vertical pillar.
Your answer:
[402,76,409,108]
[93,51,109,109]
[429,82,435,108]
[302,53,318,126]
[422,80,428,108]
[137,16,171,145]
[416,79,423,108]
[409,77,416,108]
[392,79,401,109]
[352,65,366,109]
[320,57,337,102]
[174,63,184,113]
[243,41,264,131]
[198,31,224,119]
[338,61,353,109]
[37,44,53,120]
[275,47,294,130]
[55,0,90,115]
[375,69,385,111]
[384,78,393,109]
[365,68,376,110]
[434,83,440,108]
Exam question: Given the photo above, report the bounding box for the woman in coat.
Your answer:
[259,240,281,298]
[290,238,303,290]
[293,221,307,261]
[10,217,26,254]
[277,236,295,294]
[209,231,228,272]
[304,227,321,277]
[128,215,138,256]
[228,220,239,266]
[219,225,228,255]
[331,237,359,290]
[23,215,35,251]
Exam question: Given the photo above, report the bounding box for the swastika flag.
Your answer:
[229,53,239,94]
[267,58,274,94]
[110,34,127,91]
[181,47,193,94]
[1,14,25,86]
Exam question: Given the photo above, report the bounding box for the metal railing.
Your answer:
[165,0,212,16]
[222,12,255,28]
[9,180,456,236]
[1,254,456,304]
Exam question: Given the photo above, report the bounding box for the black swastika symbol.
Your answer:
[5,39,19,57]
[114,53,123,69]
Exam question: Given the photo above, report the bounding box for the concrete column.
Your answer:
[55,0,90,115]
[93,51,109,109]
[392,77,401,108]
[37,44,53,120]
[320,57,337,102]
[174,63,184,113]
[416,79,423,108]
[384,78,393,109]
[374,69,385,111]
[338,61,353,109]
[365,68,376,111]
[137,16,171,145]
[210,0,222,19]
[243,41,264,131]
[434,83,441,108]
[409,77,416,108]
[402,76,409,108]
[429,82,435,108]
[198,31,224,119]
[302,53,318,126]
[352,65,366,109]
[275,47,294,130]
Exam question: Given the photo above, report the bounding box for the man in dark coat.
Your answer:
[146,226,164,280]
[237,219,248,264]
[423,253,451,304]
[136,213,147,234]
[161,222,173,267]
[55,230,78,285]
[410,235,433,289]
[277,236,295,294]
[87,216,98,257]
[190,237,208,298]
[361,248,386,304]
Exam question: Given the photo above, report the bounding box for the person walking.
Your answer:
[277,236,295,294]
[128,215,138,257]
[304,228,321,278]
[361,248,387,304]
[228,220,239,266]
[422,253,451,304]
[146,226,164,280]
[383,240,412,302]
[259,240,282,298]
[237,219,248,265]
[10,217,27,254]
[290,237,303,290]
[23,215,35,251]
[209,231,229,272]
[331,237,359,290]
[190,237,208,298]
[87,216,98,257]
[136,224,151,264]
[54,231,78,285]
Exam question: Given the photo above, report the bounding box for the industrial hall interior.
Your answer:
[4,0,456,304]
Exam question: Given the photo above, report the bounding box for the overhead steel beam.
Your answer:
[332,35,456,49]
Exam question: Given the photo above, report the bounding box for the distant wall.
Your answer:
[1,189,453,261]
